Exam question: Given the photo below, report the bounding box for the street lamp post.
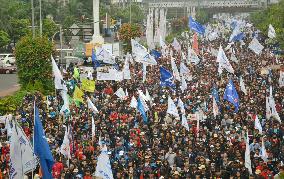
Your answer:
[39,0,42,36]
[31,0,35,38]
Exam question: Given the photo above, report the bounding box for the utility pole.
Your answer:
[39,0,42,37]
[60,25,63,62]
[31,0,35,38]
[130,0,132,24]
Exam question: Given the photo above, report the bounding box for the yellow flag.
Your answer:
[73,67,80,79]
[81,79,95,92]
[73,86,84,103]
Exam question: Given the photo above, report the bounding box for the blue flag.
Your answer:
[137,98,148,123]
[212,85,220,104]
[160,67,175,89]
[189,16,205,35]
[150,49,162,60]
[34,106,54,179]
[232,32,245,42]
[223,79,239,112]
[92,48,101,69]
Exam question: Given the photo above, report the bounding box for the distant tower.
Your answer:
[91,0,104,44]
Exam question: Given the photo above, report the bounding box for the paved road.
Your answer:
[0,74,20,97]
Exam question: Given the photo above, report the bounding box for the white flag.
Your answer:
[245,132,252,175]
[172,38,181,51]
[171,57,181,81]
[143,63,147,83]
[180,75,187,93]
[51,56,67,91]
[188,48,200,65]
[217,46,234,74]
[268,24,276,39]
[131,39,157,65]
[212,97,219,118]
[92,116,95,140]
[114,87,126,100]
[60,90,70,114]
[95,146,114,179]
[10,120,38,179]
[60,127,71,159]
[180,62,192,81]
[260,137,268,162]
[268,95,281,123]
[240,76,247,95]
[279,70,284,87]
[138,91,149,111]
[254,115,262,134]
[178,98,189,131]
[167,96,179,117]
[96,47,115,64]
[230,51,238,63]
[266,96,272,120]
[130,96,138,108]
[87,97,99,114]
[160,35,166,48]
[123,58,131,80]
[248,38,264,55]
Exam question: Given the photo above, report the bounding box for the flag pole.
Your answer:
[32,98,35,178]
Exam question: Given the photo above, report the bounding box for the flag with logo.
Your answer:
[81,79,95,92]
[189,16,205,35]
[95,146,114,179]
[167,96,179,117]
[160,67,175,89]
[131,39,157,65]
[178,98,189,131]
[96,47,115,64]
[60,126,71,159]
[268,24,276,39]
[248,38,264,55]
[171,57,181,81]
[138,98,148,123]
[188,48,200,65]
[34,106,55,179]
[73,86,84,103]
[10,120,38,179]
[217,46,234,74]
[223,79,239,112]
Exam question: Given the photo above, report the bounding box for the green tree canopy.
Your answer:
[43,19,58,39]
[0,30,10,48]
[15,36,54,93]
[250,0,284,48]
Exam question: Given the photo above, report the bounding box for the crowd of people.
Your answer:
[0,16,284,179]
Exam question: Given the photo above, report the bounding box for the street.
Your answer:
[0,74,19,97]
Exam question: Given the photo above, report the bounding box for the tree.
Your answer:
[0,30,10,48]
[9,18,31,43]
[109,4,145,24]
[250,0,284,48]
[15,36,54,93]
[118,23,142,53]
[43,19,58,39]
[196,9,210,24]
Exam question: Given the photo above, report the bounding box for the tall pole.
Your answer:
[31,0,35,38]
[60,25,63,62]
[39,0,42,37]
[130,0,132,24]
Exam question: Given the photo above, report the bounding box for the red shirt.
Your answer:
[52,162,64,178]
[84,176,92,179]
